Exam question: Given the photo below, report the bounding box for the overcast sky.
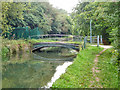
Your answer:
[49,0,79,13]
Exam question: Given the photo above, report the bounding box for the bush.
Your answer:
[2,46,9,57]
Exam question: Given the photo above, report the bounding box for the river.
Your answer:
[2,47,77,88]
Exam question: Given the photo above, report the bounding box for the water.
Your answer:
[46,61,73,88]
[2,47,77,88]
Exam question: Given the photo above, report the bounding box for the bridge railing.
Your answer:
[30,34,75,41]
[32,34,102,52]
[30,34,102,45]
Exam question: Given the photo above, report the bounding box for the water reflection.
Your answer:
[33,47,76,61]
[2,60,64,88]
[2,47,76,88]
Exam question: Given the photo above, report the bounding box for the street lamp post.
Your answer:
[90,19,92,43]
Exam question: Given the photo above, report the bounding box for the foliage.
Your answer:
[71,2,119,45]
[2,39,27,60]
[2,46,9,57]
[71,2,119,68]
[1,2,28,35]
[1,2,73,35]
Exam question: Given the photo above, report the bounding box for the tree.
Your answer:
[1,2,73,35]
[71,1,119,65]
[1,2,28,35]
[71,2,119,44]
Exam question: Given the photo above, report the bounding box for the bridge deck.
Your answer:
[32,42,80,52]
[33,42,79,46]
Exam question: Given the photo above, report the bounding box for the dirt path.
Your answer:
[91,45,113,49]
[89,45,112,88]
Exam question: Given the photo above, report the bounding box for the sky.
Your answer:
[48,0,79,13]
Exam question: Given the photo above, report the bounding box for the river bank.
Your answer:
[1,37,118,88]
[52,46,118,88]
[1,38,82,62]
[2,38,80,88]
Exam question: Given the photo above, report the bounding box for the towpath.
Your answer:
[89,45,112,88]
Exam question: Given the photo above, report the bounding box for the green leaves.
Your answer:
[1,2,73,35]
[71,2,119,45]
[1,2,28,34]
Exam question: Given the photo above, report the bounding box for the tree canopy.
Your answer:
[1,2,73,35]
[1,1,119,49]
[71,2,119,45]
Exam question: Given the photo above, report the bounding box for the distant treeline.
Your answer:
[1,2,73,35]
[1,2,119,46]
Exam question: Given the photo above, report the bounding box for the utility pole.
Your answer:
[90,19,92,43]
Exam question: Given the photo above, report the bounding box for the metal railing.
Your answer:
[82,35,102,50]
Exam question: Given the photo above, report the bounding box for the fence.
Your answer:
[29,34,102,46]
[3,27,44,40]
[82,35,102,50]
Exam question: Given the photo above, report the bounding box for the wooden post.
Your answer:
[82,45,84,50]
[84,36,86,48]
[97,35,99,47]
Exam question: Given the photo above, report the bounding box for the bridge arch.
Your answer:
[32,42,80,52]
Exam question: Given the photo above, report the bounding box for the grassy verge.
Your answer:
[28,38,82,44]
[52,47,118,88]
[28,39,56,44]
[96,48,118,88]
[52,46,104,88]
[2,39,30,61]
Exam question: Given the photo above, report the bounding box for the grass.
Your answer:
[52,46,104,88]
[52,46,118,88]
[28,38,82,44]
[96,48,118,88]
[28,39,57,44]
